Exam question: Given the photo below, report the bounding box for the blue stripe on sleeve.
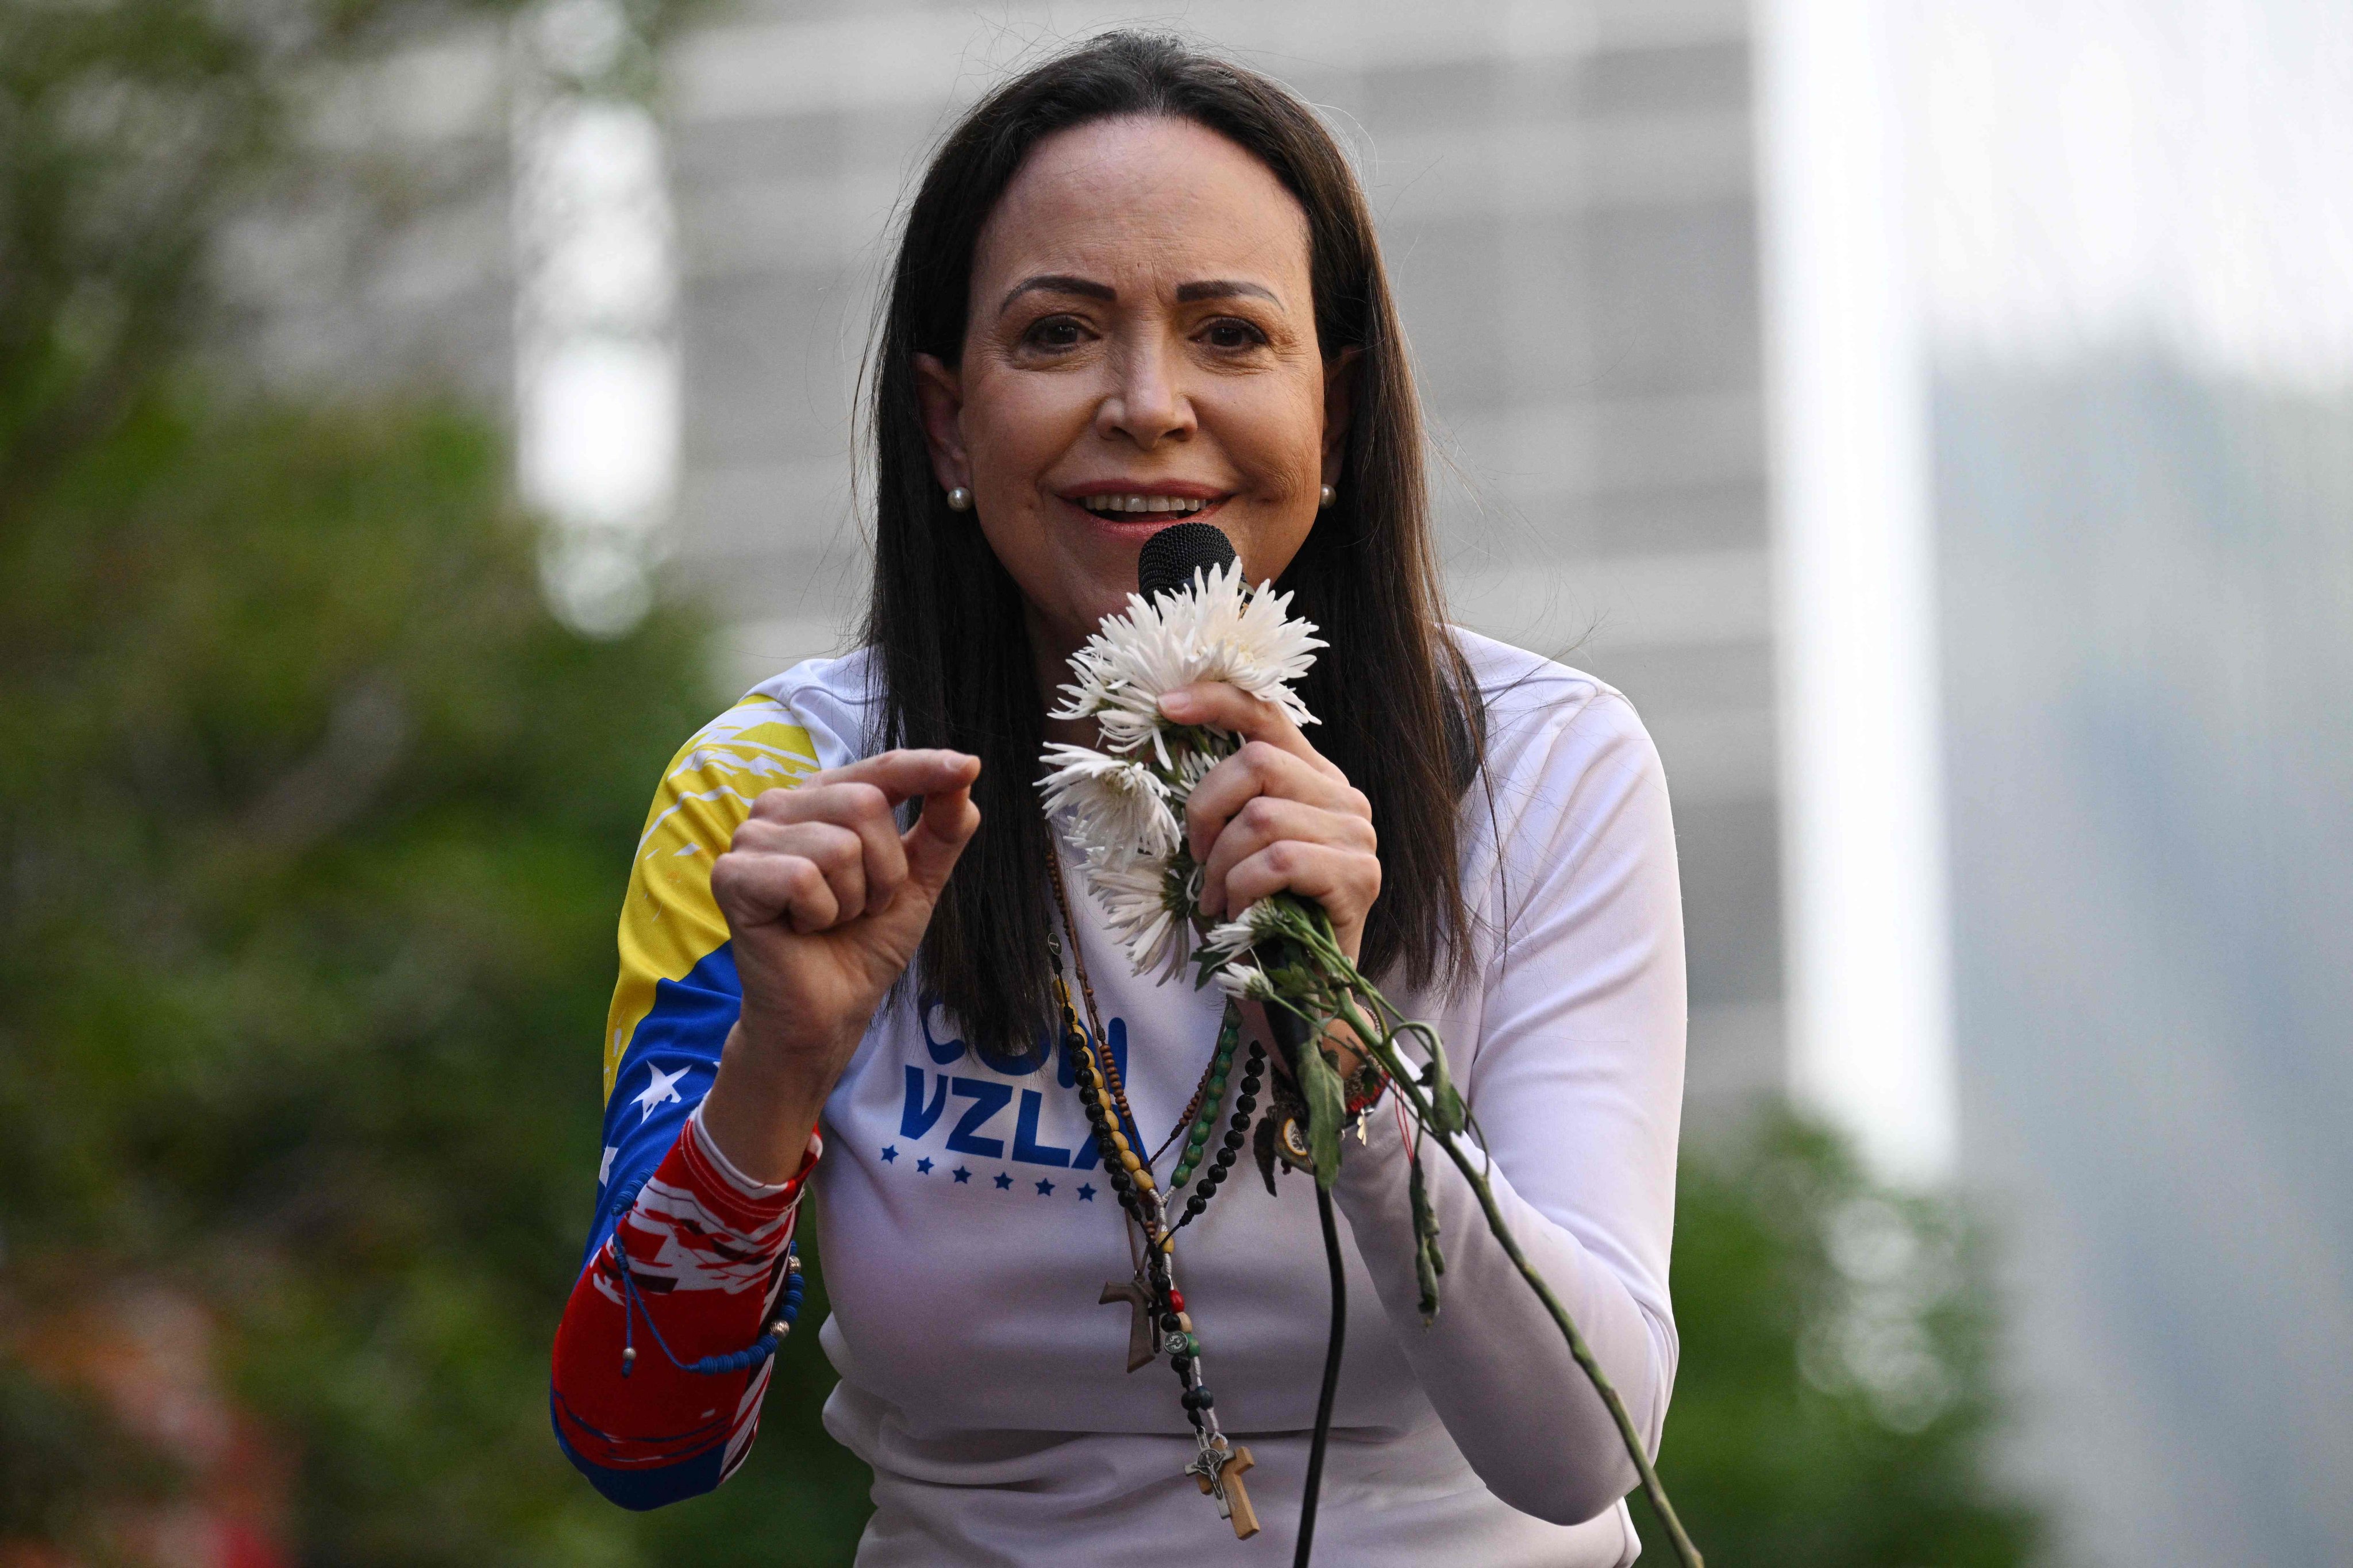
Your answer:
[583,941,743,1271]
[551,1392,731,1510]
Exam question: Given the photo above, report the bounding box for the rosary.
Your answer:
[1047,848,1270,1538]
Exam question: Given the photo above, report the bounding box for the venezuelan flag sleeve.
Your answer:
[552,694,826,1508]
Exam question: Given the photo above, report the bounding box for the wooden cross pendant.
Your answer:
[1191,1443,1260,1539]
[1099,1279,1156,1373]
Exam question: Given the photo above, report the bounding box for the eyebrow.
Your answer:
[998,273,1115,315]
[1174,279,1279,305]
[995,274,1283,315]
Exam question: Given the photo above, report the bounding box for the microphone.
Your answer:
[1138,521,1237,600]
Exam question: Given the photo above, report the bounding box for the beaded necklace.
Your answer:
[1046,845,1266,1538]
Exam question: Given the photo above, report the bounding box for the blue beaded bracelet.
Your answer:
[613,1224,806,1380]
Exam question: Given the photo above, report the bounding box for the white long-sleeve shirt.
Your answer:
[571,629,1686,1564]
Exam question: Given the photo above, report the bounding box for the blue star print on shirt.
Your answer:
[993,1172,1013,1190]
[916,1157,933,1174]
[953,1166,972,1184]
[1035,1178,1055,1196]
[1077,1183,1097,1201]
[880,1145,899,1164]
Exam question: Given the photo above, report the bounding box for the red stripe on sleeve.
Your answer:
[552,1118,819,1488]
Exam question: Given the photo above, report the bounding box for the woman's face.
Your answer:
[915,115,1347,663]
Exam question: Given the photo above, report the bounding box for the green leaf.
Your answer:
[1297,1035,1349,1191]
[1419,1050,1468,1135]
[1408,1150,1445,1321]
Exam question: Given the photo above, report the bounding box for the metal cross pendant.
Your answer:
[1098,1279,1156,1373]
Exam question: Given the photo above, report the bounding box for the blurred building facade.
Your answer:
[1912,4,2353,1561]
[222,22,518,408]
[660,0,1786,1119]
[1936,357,2353,1568]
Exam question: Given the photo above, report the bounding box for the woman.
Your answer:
[550,32,1686,1567]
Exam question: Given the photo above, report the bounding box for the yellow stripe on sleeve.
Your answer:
[601,697,822,1097]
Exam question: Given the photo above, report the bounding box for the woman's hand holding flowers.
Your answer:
[1160,681,1379,966]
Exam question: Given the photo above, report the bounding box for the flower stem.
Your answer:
[1329,993,1704,1568]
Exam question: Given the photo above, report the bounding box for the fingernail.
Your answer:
[1158,691,1193,717]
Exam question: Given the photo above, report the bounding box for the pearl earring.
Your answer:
[946,486,972,512]
[1318,483,1337,508]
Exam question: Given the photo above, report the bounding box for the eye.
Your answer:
[1200,317,1268,352]
[1022,315,1087,351]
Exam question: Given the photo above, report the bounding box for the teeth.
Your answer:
[1080,494,1211,515]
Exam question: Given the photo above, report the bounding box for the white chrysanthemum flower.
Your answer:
[1077,850,1195,977]
[1038,745,1180,864]
[1041,561,1323,982]
[1213,962,1276,1003]
[1204,918,1254,957]
[1100,703,1176,766]
[1204,900,1285,956]
[1049,560,1324,754]
[1166,738,1226,804]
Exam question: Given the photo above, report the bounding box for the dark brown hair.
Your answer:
[864,30,1482,1057]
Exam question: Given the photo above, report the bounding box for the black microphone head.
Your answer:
[1137,522,1238,599]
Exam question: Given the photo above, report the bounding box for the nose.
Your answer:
[1095,334,1195,450]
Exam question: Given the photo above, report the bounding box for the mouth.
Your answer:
[1066,491,1228,521]
[1056,481,1234,529]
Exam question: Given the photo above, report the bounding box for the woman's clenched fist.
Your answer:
[700,749,980,1181]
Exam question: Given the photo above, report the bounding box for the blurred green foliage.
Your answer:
[1,0,2046,1562]
[1630,1115,2046,1566]
[0,386,883,1563]
[0,1,865,1554]
[0,1361,180,1555]
[0,381,884,1561]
